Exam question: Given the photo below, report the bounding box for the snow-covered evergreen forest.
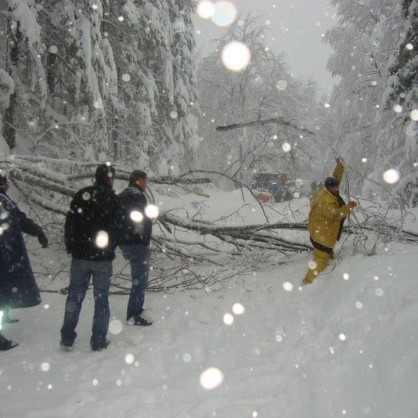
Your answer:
[0,0,199,170]
[324,0,418,207]
[1,0,416,203]
[1,0,418,416]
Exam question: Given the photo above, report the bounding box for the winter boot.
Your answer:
[127,314,152,326]
[0,335,18,351]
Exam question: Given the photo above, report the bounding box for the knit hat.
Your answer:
[95,163,115,185]
[324,177,338,188]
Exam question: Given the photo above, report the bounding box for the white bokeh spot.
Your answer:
[276,80,288,91]
[145,204,159,219]
[383,169,400,184]
[125,353,135,365]
[282,282,294,292]
[130,210,144,222]
[375,288,384,297]
[109,319,123,335]
[40,362,50,372]
[232,303,245,315]
[183,353,192,363]
[222,41,251,72]
[199,367,224,390]
[197,0,215,19]
[308,261,317,270]
[223,313,234,325]
[282,142,291,152]
[122,73,131,82]
[95,230,109,248]
[410,109,418,122]
[211,1,237,27]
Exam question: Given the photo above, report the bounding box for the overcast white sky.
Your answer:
[193,0,338,93]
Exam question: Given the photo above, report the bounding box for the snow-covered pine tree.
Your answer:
[1,0,118,160]
[102,0,160,168]
[380,0,418,206]
[164,0,199,173]
[387,0,418,105]
[2,0,47,151]
[1,0,199,172]
[324,0,411,200]
[110,0,199,174]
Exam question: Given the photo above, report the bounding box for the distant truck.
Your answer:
[250,172,309,202]
[250,172,287,202]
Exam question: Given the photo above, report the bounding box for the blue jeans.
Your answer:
[120,244,150,320]
[60,258,112,349]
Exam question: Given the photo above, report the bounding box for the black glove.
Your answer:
[38,232,48,248]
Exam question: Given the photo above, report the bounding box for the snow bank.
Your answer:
[1,240,418,417]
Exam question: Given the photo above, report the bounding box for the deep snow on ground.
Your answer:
[1,186,418,417]
[2,243,418,418]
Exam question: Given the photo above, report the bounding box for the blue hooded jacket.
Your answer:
[0,192,41,308]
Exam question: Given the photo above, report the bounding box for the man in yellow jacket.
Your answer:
[303,157,357,285]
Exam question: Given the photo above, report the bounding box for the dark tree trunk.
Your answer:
[3,16,22,149]
[3,94,16,148]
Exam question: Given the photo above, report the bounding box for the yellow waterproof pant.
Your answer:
[303,248,332,284]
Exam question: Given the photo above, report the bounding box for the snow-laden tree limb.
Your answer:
[161,212,311,253]
[3,155,418,292]
[216,117,315,136]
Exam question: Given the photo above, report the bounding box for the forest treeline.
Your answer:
[0,0,416,206]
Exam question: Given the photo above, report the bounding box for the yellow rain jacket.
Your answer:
[307,163,353,249]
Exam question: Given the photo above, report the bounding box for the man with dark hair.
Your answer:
[0,171,48,350]
[303,157,357,285]
[60,163,122,351]
[119,170,155,326]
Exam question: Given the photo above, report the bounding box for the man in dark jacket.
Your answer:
[119,170,155,326]
[0,171,48,351]
[60,163,122,351]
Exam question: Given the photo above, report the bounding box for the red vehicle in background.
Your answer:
[250,172,287,203]
[250,173,309,202]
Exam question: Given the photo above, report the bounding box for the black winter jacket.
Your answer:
[0,190,45,237]
[119,186,152,247]
[64,183,122,261]
[0,192,41,308]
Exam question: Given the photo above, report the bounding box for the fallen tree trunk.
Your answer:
[160,213,311,253]
[3,155,418,292]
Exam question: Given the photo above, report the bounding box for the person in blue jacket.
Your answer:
[0,171,48,351]
[119,170,153,326]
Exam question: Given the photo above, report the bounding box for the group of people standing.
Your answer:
[0,164,154,351]
[61,165,154,351]
[1,157,357,351]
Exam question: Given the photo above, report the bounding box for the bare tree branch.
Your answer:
[216,117,315,135]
